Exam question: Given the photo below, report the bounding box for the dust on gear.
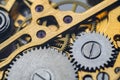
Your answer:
[5,47,77,80]
[71,32,116,71]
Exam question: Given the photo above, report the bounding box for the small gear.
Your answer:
[5,47,77,80]
[71,32,116,71]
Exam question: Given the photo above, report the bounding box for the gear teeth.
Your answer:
[71,58,75,63]
[5,47,77,80]
[71,31,117,71]
[79,32,86,36]
[9,64,13,68]
[73,61,77,66]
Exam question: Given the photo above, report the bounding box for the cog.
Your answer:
[71,32,116,71]
[5,47,77,80]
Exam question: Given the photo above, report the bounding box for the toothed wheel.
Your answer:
[71,32,116,71]
[5,47,77,80]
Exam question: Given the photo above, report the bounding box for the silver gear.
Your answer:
[5,47,77,80]
[71,32,115,71]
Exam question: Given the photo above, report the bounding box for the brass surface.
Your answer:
[0,0,119,80]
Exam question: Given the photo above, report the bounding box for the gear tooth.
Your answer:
[23,50,27,54]
[102,32,105,36]
[5,74,8,78]
[73,61,77,66]
[113,54,118,58]
[9,64,13,68]
[39,47,42,50]
[111,51,115,55]
[32,47,37,50]
[91,67,95,71]
[70,58,75,63]
[80,32,86,36]
[5,70,9,73]
[92,67,96,71]
[106,35,108,38]
[104,63,108,67]
[36,46,40,49]
[109,37,112,41]
[7,68,11,72]
[5,70,9,77]
[81,66,86,70]
[100,65,104,69]
[28,48,32,52]
[70,55,73,58]
[109,57,114,61]
[75,71,78,78]
[111,47,114,51]
[111,41,114,45]
[86,67,89,71]
[12,60,17,64]
[101,66,105,70]
[44,46,47,49]
[75,66,79,71]
[16,55,20,59]
[86,67,90,71]
[96,67,99,71]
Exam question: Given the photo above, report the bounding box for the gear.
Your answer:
[71,32,116,71]
[5,47,77,80]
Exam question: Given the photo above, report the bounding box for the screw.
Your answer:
[115,67,120,74]
[63,15,72,23]
[35,5,44,12]
[81,41,101,59]
[83,75,93,80]
[114,34,120,41]
[97,72,109,80]
[37,30,46,38]
[32,71,52,80]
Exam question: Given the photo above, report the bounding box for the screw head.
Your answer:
[63,15,72,23]
[31,68,53,80]
[81,41,101,59]
[114,34,120,41]
[115,67,120,73]
[83,75,93,80]
[35,5,44,12]
[97,72,109,80]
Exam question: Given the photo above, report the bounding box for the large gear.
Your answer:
[5,47,77,80]
[71,32,116,71]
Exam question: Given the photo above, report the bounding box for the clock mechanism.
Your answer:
[0,0,120,80]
